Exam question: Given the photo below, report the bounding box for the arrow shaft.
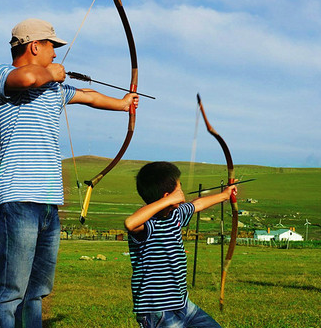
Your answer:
[67,71,155,99]
[188,178,256,195]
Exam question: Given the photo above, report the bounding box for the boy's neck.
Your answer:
[156,205,176,219]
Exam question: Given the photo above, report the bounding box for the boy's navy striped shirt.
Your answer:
[128,202,195,313]
[0,64,76,205]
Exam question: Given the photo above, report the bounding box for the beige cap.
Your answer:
[10,18,67,48]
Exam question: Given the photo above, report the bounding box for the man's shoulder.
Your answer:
[0,64,14,70]
[0,64,14,75]
[0,64,15,100]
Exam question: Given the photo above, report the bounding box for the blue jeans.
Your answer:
[0,202,60,328]
[136,299,222,328]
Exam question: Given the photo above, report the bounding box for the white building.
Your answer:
[254,229,275,241]
[276,229,303,241]
[254,228,303,241]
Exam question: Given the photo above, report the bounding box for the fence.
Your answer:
[60,229,128,241]
[206,237,321,249]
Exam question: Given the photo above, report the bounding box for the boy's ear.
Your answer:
[163,192,170,198]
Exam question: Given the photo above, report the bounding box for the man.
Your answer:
[0,18,138,328]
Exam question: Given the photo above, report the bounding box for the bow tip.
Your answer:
[79,216,86,225]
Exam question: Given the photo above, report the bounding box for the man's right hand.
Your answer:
[46,63,66,83]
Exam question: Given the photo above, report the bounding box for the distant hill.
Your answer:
[61,156,321,239]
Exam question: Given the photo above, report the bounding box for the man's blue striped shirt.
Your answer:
[128,202,195,313]
[0,64,76,205]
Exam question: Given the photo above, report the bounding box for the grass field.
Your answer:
[43,240,321,328]
[60,157,321,240]
[41,158,321,327]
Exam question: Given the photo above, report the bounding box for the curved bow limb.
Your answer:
[197,93,238,311]
[80,0,138,224]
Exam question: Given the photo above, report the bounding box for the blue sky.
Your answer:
[0,0,320,167]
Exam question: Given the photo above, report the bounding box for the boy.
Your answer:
[125,161,237,328]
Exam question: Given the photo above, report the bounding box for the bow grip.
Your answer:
[129,82,137,115]
[228,178,238,209]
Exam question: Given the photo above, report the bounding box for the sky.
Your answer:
[0,0,320,168]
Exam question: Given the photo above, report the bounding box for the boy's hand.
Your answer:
[124,181,185,232]
[167,187,185,206]
[223,184,237,200]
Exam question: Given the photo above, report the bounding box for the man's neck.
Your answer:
[12,54,37,68]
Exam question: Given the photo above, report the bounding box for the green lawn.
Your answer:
[43,240,321,328]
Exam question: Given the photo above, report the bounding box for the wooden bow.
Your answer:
[80,0,138,224]
[197,93,238,311]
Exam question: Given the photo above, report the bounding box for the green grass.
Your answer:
[43,240,321,328]
[60,157,321,239]
[42,158,321,326]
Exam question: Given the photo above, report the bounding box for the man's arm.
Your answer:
[5,63,139,111]
[69,88,139,112]
[5,63,65,91]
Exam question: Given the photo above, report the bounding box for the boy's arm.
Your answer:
[125,188,185,234]
[191,185,237,213]
[69,88,139,112]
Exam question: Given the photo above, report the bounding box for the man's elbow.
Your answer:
[23,71,38,88]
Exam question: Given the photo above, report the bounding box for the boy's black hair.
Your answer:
[136,161,181,204]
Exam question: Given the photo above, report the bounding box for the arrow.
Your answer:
[67,71,155,99]
[188,179,256,195]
